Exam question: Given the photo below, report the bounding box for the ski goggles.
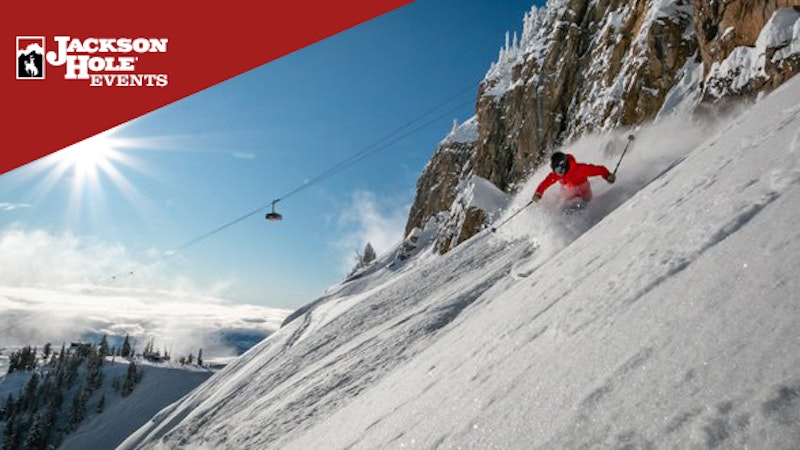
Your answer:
[553,159,569,175]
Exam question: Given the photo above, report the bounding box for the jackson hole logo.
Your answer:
[17,36,45,80]
[14,35,168,87]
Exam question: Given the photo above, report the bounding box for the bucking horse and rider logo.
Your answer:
[17,36,45,80]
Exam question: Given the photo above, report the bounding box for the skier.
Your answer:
[532,151,615,212]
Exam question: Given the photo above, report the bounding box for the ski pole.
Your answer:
[491,200,534,233]
[612,134,635,175]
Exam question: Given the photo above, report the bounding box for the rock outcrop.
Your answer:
[694,1,798,72]
[405,0,800,254]
[699,4,800,101]
[404,118,476,237]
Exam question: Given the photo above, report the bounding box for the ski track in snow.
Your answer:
[122,236,537,449]
[124,77,800,450]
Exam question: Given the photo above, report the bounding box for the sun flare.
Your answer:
[51,130,131,193]
[62,138,112,172]
[25,126,150,221]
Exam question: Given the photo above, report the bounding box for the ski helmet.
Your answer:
[551,152,569,175]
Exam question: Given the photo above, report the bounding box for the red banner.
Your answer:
[1,1,414,175]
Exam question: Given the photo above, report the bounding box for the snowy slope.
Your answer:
[59,362,211,450]
[0,359,211,450]
[123,76,800,449]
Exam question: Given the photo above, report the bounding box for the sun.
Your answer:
[63,138,112,170]
[52,129,137,193]
[26,126,148,218]
[60,133,117,184]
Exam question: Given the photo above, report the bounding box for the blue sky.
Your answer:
[0,0,540,310]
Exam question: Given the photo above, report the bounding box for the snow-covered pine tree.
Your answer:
[363,242,376,265]
[348,242,378,276]
[8,346,37,373]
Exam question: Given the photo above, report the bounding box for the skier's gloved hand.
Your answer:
[605,173,616,184]
[532,193,542,203]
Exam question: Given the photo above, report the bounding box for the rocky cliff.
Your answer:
[700,3,800,101]
[404,118,476,237]
[405,0,800,253]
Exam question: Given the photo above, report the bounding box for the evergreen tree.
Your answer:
[197,349,203,367]
[85,350,104,391]
[94,365,104,390]
[23,414,43,450]
[54,366,65,391]
[1,394,14,421]
[8,345,37,373]
[25,372,39,401]
[363,242,377,265]
[44,407,58,441]
[95,393,105,414]
[122,362,139,397]
[49,388,63,414]
[348,242,378,276]
[98,335,110,358]
[68,391,86,428]
[39,375,52,402]
[120,334,131,358]
[2,416,20,450]
[21,372,40,413]
[0,335,168,448]
[65,353,80,389]
[72,343,90,359]
[1,420,10,450]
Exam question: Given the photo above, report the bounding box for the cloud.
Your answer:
[334,190,410,274]
[0,202,31,212]
[0,285,288,359]
[232,152,255,160]
[0,228,122,286]
[0,227,226,294]
[0,227,290,358]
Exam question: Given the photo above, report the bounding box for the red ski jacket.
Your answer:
[535,153,611,201]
